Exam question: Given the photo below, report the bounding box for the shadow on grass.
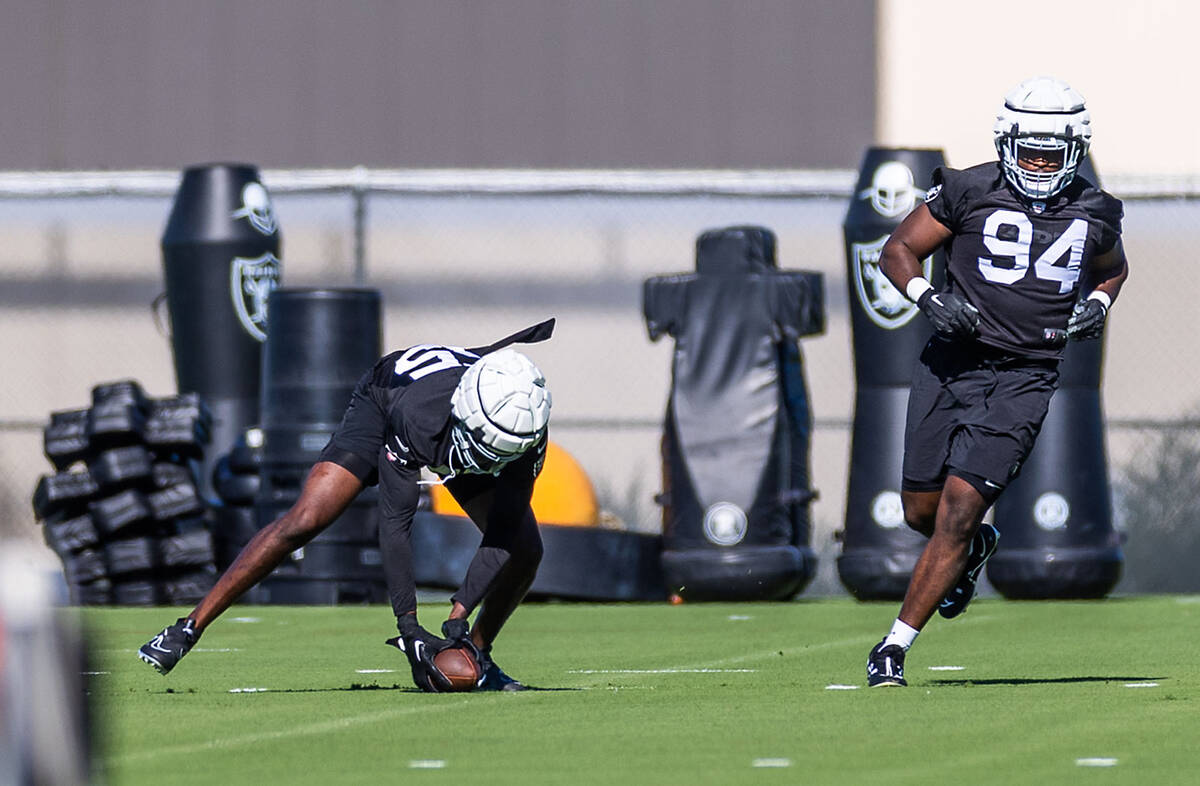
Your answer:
[930,676,1166,686]
[163,684,584,694]
[374,685,584,694]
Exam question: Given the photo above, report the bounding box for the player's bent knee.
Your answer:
[273,508,327,550]
[514,535,543,569]
[904,511,935,537]
[900,490,939,537]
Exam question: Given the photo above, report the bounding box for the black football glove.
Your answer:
[1066,297,1108,341]
[441,618,471,646]
[441,618,484,659]
[386,616,453,693]
[917,290,981,340]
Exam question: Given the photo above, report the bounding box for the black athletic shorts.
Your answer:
[902,338,1059,498]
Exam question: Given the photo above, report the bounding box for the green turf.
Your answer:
[88,596,1199,785]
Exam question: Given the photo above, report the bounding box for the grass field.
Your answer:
[89,596,1198,785]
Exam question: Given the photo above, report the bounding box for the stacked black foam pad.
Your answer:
[210,428,264,572]
[33,380,217,606]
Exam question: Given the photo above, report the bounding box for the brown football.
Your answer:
[432,646,481,691]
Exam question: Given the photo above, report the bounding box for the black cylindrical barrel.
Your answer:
[259,288,382,472]
[255,288,384,604]
[838,387,929,599]
[161,163,281,499]
[837,147,946,599]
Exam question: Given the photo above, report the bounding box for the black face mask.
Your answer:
[448,423,518,476]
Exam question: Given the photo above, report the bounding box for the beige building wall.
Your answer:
[877,1,1199,176]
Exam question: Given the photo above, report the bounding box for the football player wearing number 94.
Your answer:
[138,319,555,692]
[865,77,1128,687]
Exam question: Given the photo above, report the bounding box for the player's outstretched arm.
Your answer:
[137,462,363,674]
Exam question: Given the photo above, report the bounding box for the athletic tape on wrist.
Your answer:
[1087,290,1112,310]
[905,277,934,303]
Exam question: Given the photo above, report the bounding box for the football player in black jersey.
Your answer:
[139,320,555,692]
[865,78,1128,687]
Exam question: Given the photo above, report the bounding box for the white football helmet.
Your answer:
[993,76,1092,200]
[449,349,551,473]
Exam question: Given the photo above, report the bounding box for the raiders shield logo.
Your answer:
[230,253,280,342]
[851,237,931,330]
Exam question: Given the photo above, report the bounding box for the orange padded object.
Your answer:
[430,441,599,526]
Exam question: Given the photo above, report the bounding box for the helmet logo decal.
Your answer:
[851,236,933,329]
[230,253,280,342]
[858,162,926,219]
[231,182,278,236]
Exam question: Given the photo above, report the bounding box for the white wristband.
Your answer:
[1087,290,1112,310]
[905,277,934,303]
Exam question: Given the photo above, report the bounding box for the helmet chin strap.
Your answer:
[417,428,494,486]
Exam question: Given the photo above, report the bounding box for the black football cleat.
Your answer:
[939,523,1000,619]
[138,617,200,675]
[476,648,525,692]
[867,640,907,687]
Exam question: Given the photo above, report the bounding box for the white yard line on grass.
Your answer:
[666,617,999,673]
[569,615,1000,687]
[410,760,446,769]
[106,700,474,765]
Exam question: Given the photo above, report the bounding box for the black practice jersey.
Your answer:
[372,343,478,472]
[320,319,555,485]
[924,162,1123,359]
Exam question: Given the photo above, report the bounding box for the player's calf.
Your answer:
[939,523,1000,619]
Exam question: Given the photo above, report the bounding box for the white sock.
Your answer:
[883,619,920,651]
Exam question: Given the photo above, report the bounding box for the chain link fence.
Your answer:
[2,169,1196,594]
